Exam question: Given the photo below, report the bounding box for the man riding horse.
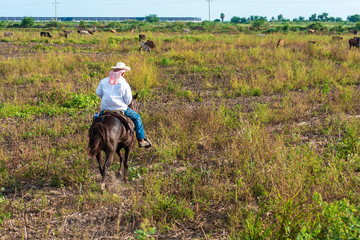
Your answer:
[95,62,152,148]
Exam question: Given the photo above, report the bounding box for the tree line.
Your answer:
[229,13,360,23]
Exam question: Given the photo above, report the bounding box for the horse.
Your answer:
[88,94,138,192]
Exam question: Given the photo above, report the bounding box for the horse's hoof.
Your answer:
[115,172,121,179]
[100,183,106,193]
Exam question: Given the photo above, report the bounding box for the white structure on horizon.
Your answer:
[0,17,202,22]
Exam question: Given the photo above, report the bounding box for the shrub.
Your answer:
[20,16,35,28]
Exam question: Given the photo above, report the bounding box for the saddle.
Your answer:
[95,111,134,133]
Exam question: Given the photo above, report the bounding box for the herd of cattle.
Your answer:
[2,29,360,50]
[3,28,97,39]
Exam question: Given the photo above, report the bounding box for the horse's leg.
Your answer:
[96,151,104,176]
[123,146,132,182]
[101,147,116,192]
[115,146,123,180]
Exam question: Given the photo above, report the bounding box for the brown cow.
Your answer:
[139,40,155,53]
[63,30,73,34]
[59,32,68,38]
[349,37,360,49]
[277,39,284,48]
[87,29,96,35]
[332,36,343,41]
[110,29,116,34]
[308,29,316,34]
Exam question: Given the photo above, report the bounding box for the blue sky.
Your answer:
[0,0,359,21]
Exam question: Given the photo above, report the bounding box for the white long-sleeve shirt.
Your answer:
[96,76,132,111]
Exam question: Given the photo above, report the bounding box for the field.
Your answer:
[0,27,360,239]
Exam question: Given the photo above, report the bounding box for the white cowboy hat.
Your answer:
[111,62,131,72]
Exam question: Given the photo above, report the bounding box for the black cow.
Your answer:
[40,32,52,38]
[139,34,146,41]
[349,37,360,49]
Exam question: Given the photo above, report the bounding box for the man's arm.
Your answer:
[123,83,133,105]
[96,80,103,98]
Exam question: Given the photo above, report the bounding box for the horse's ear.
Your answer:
[133,92,139,99]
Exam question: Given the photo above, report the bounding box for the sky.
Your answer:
[0,0,359,21]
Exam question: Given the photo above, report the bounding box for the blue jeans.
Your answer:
[98,109,146,140]
[124,108,146,140]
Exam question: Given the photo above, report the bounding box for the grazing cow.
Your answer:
[332,36,343,41]
[308,29,316,34]
[349,37,360,49]
[87,29,96,35]
[40,32,52,38]
[353,30,358,35]
[78,30,90,35]
[139,34,146,41]
[4,32,13,37]
[308,40,316,45]
[110,29,116,34]
[59,32,68,38]
[277,39,284,48]
[192,26,205,31]
[183,28,191,34]
[139,40,155,53]
[63,30,73,34]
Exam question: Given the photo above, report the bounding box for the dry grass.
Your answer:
[0,30,360,239]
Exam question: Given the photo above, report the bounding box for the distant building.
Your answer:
[0,17,201,22]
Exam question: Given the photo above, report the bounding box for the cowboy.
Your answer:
[95,62,152,148]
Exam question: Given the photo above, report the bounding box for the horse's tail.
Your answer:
[88,122,106,158]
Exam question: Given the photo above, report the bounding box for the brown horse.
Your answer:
[88,94,138,191]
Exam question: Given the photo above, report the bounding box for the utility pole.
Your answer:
[206,0,212,21]
[54,0,59,21]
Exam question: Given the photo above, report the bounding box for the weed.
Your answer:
[0,188,11,226]
[134,219,157,240]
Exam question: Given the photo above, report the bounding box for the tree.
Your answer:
[347,14,360,22]
[145,14,159,23]
[335,17,343,22]
[214,19,221,22]
[307,22,326,31]
[309,13,317,22]
[248,15,267,21]
[318,12,329,22]
[20,16,35,28]
[220,13,225,22]
[230,16,246,23]
[252,19,267,28]
[47,21,60,28]
[277,14,284,21]
[79,20,86,28]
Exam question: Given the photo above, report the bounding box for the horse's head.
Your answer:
[128,92,139,112]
